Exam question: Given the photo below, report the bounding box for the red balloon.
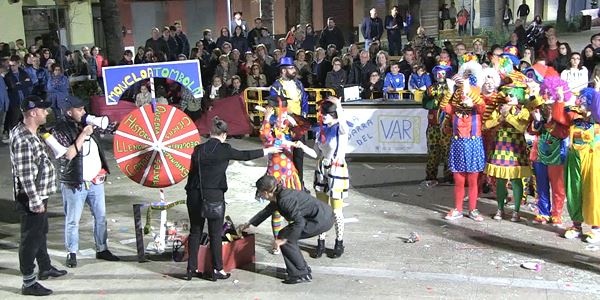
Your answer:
[113,104,200,188]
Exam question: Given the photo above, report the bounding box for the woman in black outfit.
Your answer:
[184,117,280,281]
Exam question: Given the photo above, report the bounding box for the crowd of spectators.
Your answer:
[1,7,600,137]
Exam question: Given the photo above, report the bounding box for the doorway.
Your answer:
[22,6,69,48]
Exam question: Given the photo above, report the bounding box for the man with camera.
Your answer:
[51,95,119,268]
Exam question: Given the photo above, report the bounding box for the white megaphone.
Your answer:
[40,132,68,159]
[84,114,109,130]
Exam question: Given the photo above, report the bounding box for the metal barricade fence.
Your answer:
[382,90,416,101]
[243,87,337,130]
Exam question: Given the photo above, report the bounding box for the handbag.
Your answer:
[197,143,225,219]
[201,200,225,219]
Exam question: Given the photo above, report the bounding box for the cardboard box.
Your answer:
[197,234,255,273]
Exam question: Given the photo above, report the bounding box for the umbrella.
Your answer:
[113,104,200,188]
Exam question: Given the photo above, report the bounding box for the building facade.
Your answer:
[0,0,595,52]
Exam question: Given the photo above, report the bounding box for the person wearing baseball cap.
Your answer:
[51,95,119,268]
[20,94,52,112]
[10,94,66,296]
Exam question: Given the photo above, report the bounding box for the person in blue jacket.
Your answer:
[383,62,405,99]
[46,63,69,120]
[0,65,10,142]
[408,64,432,92]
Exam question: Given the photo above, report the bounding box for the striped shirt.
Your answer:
[9,122,57,211]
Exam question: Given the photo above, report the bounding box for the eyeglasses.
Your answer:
[371,74,379,77]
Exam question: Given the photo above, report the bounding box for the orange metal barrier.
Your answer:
[243,87,336,129]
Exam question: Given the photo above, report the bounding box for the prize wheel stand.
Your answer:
[113,103,199,262]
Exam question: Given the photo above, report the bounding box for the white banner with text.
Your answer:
[346,107,428,154]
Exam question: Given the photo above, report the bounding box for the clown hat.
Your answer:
[432,60,453,77]
[500,54,520,66]
[579,88,597,108]
[523,67,543,83]
[278,57,294,67]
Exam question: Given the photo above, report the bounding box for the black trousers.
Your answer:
[388,36,403,56]
[279,217,333,277]
[186,188,225,272]
[16,194,51,281]
[292,135,306,187]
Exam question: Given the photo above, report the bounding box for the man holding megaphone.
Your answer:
[51,95,119,268]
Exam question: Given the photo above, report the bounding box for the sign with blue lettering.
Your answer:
[102,60,203,105]
[346,108,428,154]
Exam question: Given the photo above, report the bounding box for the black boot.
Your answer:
[313,239,325,258]
[66,253,77,268]
[331,240,344,258]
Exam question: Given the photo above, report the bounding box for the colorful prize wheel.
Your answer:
[113,104,200,188]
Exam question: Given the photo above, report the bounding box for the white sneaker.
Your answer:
[584,231,600,244]
[493,210,503,220]
[510,212,521,222]
[445,209,463,220]
[564,227,582,239]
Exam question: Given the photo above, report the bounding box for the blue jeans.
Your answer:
[62,183,108,253]
[364,38,375,51]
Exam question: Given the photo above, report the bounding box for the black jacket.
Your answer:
[184,138,263,193]
[325,69,347,97]
[319,27,345,50]
[361,79,383,99]
[145,37,169,56]
[52,118,110,185]
[166,37,179,60]
[4,69,32,105]
[349,61,377,86]
[312,60,333,87]
[231,35,249,52]
[385,14,404,39]
[249,188,334,241]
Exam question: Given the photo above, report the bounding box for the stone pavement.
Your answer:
[0,135,600,300]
